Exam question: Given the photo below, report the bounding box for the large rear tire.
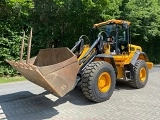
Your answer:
[81,61,116,102]
[129,60,148,88]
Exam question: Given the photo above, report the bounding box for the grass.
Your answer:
[0,76,25,84]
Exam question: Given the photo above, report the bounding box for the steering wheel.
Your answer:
[79,35,90,44]
[98,31,110,42]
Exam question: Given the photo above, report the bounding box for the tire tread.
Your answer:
[81,61,115,102]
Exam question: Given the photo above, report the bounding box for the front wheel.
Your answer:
[81,61,116,102]
[129,60,148,88]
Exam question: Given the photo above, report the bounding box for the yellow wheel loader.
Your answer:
[7,20,153,103]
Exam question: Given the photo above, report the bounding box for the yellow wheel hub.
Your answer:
[139,67,146,82]
[98,72,111,93]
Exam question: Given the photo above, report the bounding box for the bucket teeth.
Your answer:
[13,61,19,66]
[23,63,32,70]
[6,60,36,70]
[28,64,36,70]
[6,60,14,65]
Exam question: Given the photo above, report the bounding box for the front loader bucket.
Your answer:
[7,47,79,97]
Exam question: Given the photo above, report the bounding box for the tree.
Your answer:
[120,0,160,63]
[1,0,159,76]
[0,0,33,76]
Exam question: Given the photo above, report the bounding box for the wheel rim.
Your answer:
[139,67,146,82]
[98,72,111,93]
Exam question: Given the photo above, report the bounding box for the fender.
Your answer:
[130,51,149,65]
[95,54,117,75]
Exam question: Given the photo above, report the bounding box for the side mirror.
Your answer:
[122,22,128,29]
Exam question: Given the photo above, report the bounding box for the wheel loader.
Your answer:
[7,19,153,102]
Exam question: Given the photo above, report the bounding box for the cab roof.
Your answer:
[94,19,131,28]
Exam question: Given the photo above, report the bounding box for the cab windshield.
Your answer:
[97,24,127,42]
[98,24,121,36]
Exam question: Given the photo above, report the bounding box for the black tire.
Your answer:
[81,61,116,102]
[129,60,148,88]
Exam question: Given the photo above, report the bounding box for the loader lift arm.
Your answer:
[78,31,109,72]
[71,35,89,56]
[71,31,118,77]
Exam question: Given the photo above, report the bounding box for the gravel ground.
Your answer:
[0,66,160,120]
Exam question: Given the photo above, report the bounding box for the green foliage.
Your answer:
[120,0,160,63]
[0,0,160,76]
[30,0,122,52]
[0,0,32,76]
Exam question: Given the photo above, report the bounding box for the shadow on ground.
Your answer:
[0,86,94,120]
[0,79,139,120]
[0,91,59,120]
[115,80,133,91]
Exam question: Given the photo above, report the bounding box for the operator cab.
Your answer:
[94,20,130,55]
